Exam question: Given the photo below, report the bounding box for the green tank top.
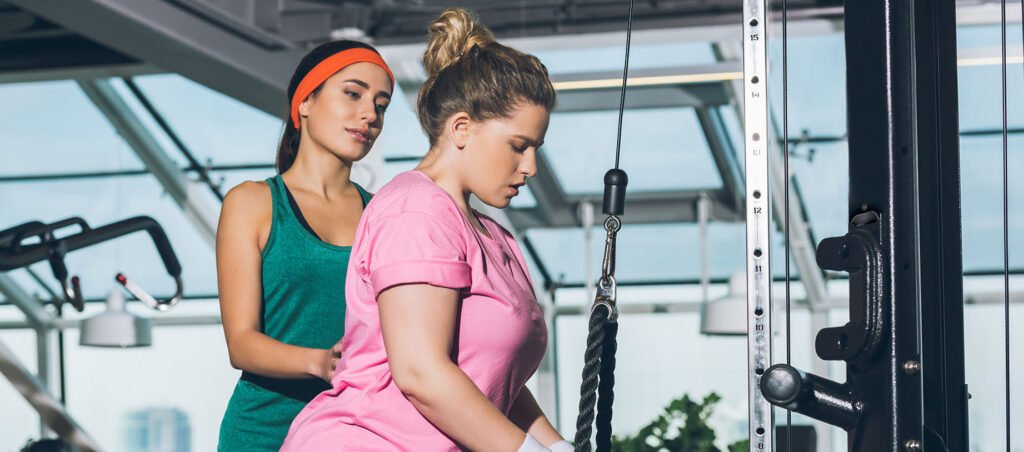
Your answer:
[218,176,370,451]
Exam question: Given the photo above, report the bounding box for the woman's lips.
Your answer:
[346,128,368,143]
[508,183,525,197]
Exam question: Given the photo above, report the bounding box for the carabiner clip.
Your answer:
[593,274,618,322]
[592,214,622,322]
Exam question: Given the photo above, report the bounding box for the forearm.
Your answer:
[226,330,326,379]
[401,361,525,451]
[509,387,563,447]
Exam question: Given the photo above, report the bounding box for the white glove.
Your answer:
[548,440,574,452]
[518,434,549,452]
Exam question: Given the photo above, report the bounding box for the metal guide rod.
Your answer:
[0,339,101,451]
[743,0,774,450]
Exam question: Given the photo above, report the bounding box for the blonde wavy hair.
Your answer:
[417,8,556,146]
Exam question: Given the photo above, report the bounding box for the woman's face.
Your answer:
[461,102,550,209]
[300,62,392,163]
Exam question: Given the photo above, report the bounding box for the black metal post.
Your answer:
[843,0,966,449]
[909,0,969,449]
[761,0,967,450]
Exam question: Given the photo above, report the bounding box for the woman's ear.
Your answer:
[445,112,472,150]
[298,96,314,123]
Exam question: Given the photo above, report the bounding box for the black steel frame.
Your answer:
[842,0,967,448]
[759,0,968,450]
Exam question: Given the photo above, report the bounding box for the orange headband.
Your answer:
[290,48,395,129]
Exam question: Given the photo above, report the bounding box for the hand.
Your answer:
[518,434,550,452]
[519,437,572,452]
[315,339,343,382]
[548,440,573,452]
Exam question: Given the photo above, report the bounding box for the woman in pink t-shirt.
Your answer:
[282,7,571,452]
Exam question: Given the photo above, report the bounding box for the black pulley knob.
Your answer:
[761,364,803,406]
[602,169,628,216]
[759,364,863,430]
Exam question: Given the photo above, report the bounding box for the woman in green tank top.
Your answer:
[215,41,394,451]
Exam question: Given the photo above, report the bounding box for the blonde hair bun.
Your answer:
[416,7,555,146]
[422,8,495,78]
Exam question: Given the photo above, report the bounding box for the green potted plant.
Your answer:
[610,392,747,452]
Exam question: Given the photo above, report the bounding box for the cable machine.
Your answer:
[757,0,970,450]
[573,0,983,451]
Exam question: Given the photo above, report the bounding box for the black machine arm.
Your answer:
[0,216,183,311]
[0,218,89,250]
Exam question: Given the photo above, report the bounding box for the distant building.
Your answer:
[123,407,190,452]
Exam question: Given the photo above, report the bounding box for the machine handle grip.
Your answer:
[116,273,183,311]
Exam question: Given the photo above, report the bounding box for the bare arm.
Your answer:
[216,182,339,381]
[508,387,564,447]
[379,283,526,451]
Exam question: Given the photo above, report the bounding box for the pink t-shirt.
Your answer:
[282,171,547,451]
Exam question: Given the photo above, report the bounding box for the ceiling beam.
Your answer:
[369,2,843,44]
[9,0,302,115]
[508,188,740,229]
[77,78,220,247]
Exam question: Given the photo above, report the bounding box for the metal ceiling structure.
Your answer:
[0,0,788,234]
[0,0,1015,292]
[1,1,846,48]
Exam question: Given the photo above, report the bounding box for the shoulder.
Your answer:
[367,172,462,225]
[220,180,272,225]
[223,180,271,208]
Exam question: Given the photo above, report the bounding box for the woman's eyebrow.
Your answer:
[342,79,392,99]
[342,79,369,88]
[513,134,543,147]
